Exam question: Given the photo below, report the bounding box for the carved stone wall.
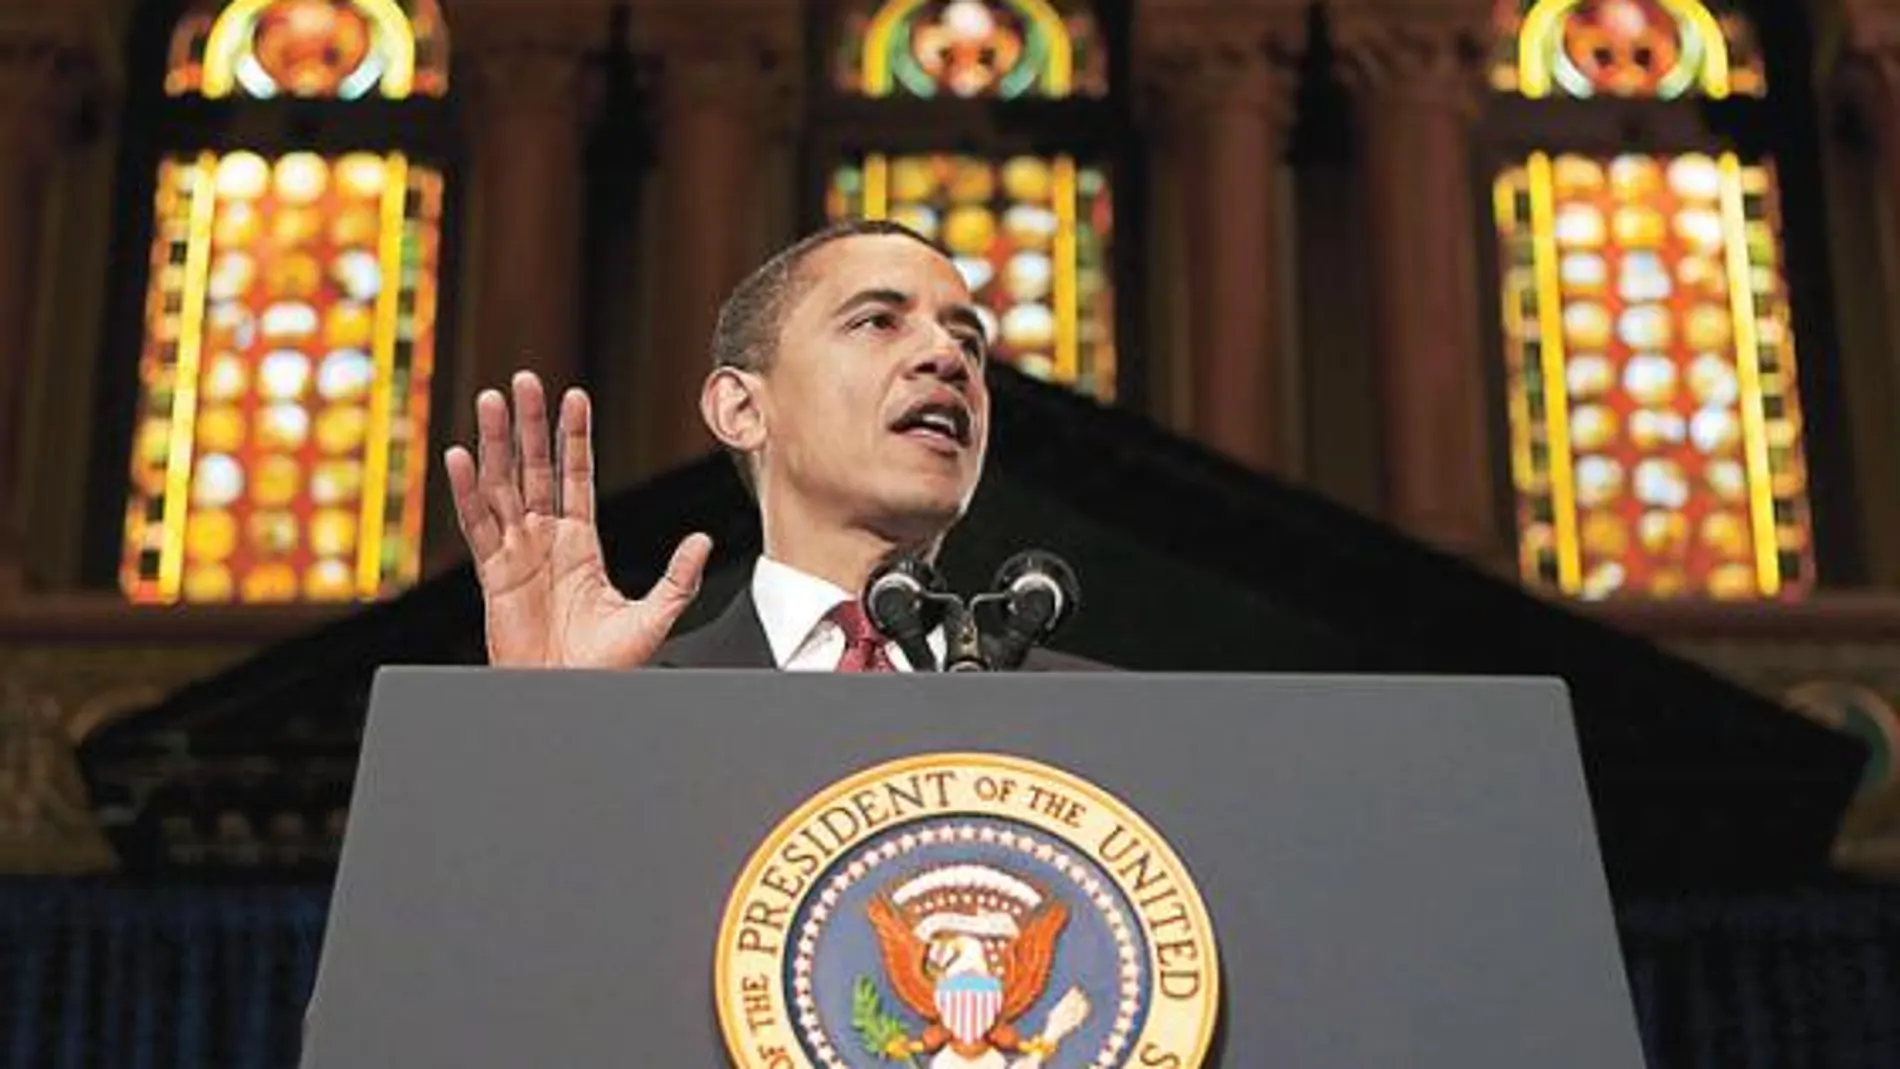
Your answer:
[0,640,255,872]
[1599,600,1900,880]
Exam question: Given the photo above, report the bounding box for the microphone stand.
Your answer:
[934,591,1018,672]
[891,627,939,673]
[904,590,1060,673]
[862,552,1077,673]
[937,594,989,672]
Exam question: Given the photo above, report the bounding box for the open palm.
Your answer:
[444,372,711,668]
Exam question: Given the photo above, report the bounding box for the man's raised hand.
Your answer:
[443,371,712,668]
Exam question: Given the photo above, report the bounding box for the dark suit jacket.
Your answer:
[654,586,1105,670]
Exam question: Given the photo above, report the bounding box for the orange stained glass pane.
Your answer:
[1494,151,1813,600]
[166,0,449,100]
[835,0,1106,99]
[1491,0,1765,99]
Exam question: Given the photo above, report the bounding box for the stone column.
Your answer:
[636,3,799,472]
[1331,0,1503,560]
[1832,0,1900,209]
[458,10,600,403]
[1835,10,1900,349]
[1138,1,1306,476]
[1826,0,1900,585]
[0,22,83,590]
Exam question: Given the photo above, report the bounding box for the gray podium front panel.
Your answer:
[301,669,1645,1069]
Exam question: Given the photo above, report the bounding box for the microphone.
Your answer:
[862,553,945,672]
[986,550,1081,670]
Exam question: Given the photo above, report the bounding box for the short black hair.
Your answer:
[710,217,950,373]
[708,218,953,494]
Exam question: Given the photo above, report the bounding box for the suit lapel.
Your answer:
[654,586,776,668]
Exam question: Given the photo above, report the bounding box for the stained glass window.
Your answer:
[828,154,1116,399]
[125,0,448,605]
[1491,0,1765,100]
[1494,152,1813,600]
[165,0,448,100]
[121,151,443,604]
[835,0,1106,99]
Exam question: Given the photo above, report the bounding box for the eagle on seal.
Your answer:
[864,863,1091,1069]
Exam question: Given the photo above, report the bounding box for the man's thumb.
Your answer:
[646,532,713,612]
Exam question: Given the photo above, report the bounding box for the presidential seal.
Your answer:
[715,753,1220,1069]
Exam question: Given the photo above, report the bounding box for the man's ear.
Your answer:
[701,366,767,452]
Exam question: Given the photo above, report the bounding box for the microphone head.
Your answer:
[863,552,946,639]
[993,550,1080,638]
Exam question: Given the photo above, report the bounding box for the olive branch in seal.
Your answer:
[851,976,921,1068]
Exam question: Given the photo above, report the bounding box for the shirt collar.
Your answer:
[750,555,855,668]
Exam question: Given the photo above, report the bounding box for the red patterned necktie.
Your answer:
[830,601,897,673]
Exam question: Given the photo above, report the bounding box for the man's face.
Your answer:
[755,233,991,540]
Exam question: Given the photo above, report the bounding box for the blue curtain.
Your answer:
[1620,887,1900,1068]
[3,878,1899,1068]
[0,882,327,1069]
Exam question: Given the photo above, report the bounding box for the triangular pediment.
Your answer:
[78,370,1867,893]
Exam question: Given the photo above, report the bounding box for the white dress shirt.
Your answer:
[750,555,946,671]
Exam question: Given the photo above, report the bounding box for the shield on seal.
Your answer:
[934,973,1005,1046]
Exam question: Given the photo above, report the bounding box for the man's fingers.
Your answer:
[513,371,557,515]
[444,445,502,560]
[643,533,713,620]
[475,388,524,525]
[558,388,596,522]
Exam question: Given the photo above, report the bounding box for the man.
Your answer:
[444,219,1092,671]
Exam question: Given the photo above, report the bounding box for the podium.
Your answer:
[300,668,1647,1069]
